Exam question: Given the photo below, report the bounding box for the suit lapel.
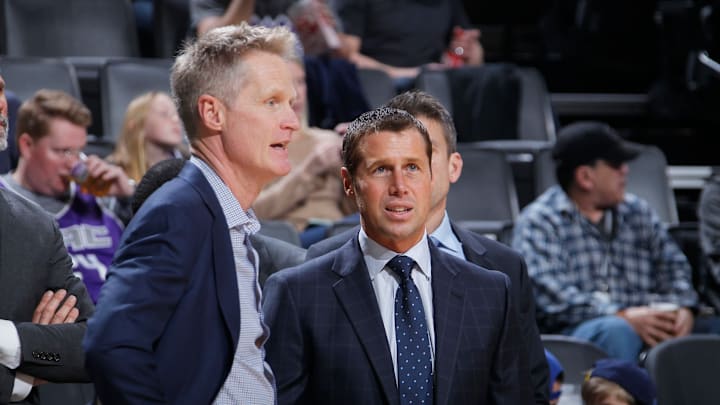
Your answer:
[180,163,240,347]
[452,222,501,271]
[430,242,466,405]
[332,238,399,405]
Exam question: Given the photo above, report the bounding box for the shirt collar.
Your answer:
[429,211,463,254]
[189,156,260,234]
[358,227,432,282]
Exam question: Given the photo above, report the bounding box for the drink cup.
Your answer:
[649,302,679,312]
[70,153,112,197]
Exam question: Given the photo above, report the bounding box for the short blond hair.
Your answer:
[171,22,299,141]
[582,376,636,405]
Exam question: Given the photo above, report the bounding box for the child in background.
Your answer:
[582,359,657,405]
[545,349,564,405]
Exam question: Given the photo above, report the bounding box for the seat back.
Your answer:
[645,335,720,405]
[471,139,555,209]
[627,144,679,225]
[541,334,609,386]
[415,65,556,142]
[153,0,191,58]
[100,58,174,141]
[517,67,557,141]
[448,146,519,228]
[414,70,454,115]
[2,0,139,57]
[0,58,82,102]
[258,220,302,247]
[356,68,396,109]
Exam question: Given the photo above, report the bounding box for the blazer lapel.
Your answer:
[180,164,240,347]
[332,238,399,405]
[430,242,466,405]
[452,222,501,271]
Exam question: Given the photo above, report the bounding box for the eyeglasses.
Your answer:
[50,147,86,160]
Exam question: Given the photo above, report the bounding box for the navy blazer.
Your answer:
[263,236,533,405]
[306,223,549,404]
[84,163,240,404]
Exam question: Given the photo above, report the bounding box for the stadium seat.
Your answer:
[100,58,174,142]
[448,146,519,242]
[541,334,609,386]
[356,68,396,109]
[645,335,720,405]
[258,220,302,247]
[627,144,679,225]
[415,64,556,142]
[0,58,82,102]
[2,0,140,58]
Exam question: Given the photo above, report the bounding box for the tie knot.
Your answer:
[387,255,415,281]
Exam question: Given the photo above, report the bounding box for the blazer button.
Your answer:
[53,353,61,362]
[32,351,39,359]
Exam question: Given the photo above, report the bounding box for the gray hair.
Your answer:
[171,22,299,141]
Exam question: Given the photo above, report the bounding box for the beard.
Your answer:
[0,114,8,151]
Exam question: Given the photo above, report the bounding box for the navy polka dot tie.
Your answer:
[387,255,434,405]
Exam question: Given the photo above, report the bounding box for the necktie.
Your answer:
[387,255,434,405]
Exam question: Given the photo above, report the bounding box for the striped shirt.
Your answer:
[512,185,697,333]
[190,157,275,404]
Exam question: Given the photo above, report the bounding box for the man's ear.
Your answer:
[197,94,224,132]
[574,165,595,190]
[447,152,463,184]
[17,133,34,158]
[341,167,355,197]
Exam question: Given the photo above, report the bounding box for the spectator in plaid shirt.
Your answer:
[513,121,720,362]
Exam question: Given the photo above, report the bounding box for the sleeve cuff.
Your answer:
[10,372,34,402]
[0,320,21,369]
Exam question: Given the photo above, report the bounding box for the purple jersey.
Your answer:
[56,189,124,303]
[0,179,123,302]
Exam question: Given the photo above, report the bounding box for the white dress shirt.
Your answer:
[0,320,34,401]
[358,229,435,381]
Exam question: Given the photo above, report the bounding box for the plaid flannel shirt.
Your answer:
[512,185,697,332]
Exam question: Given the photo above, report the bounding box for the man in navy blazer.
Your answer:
[307,91,549,403]
[84,24,301,404]
[263,107,533,404]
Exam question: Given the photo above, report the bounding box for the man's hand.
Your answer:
[617,306,677,347]
[32,289,79,325]
[673,307,694,337]
[84,154,135,197]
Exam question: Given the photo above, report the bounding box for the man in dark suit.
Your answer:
[263,107,532,404]
[307,91,550,403]
[0,73,94,404]
[130,157,307,288]
[84,24,302,404]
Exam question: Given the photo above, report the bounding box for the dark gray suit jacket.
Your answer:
[0,189,94,404]
[307,223,550,404]
[251,233,306,287]
[264,236,533,405]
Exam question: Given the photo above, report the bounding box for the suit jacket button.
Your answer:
[32,351,39,359]
[54,354,61,362]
